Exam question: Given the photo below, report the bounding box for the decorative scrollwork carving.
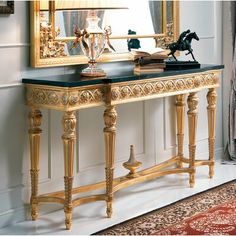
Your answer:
[26,86,104,110]
[166,81,175,91]
[62,93,69,106]
[155,82,165,92]
[144,83,154,94]
[121,86,132,98]
[193,76,201,87]
[111,89,120,100]
[176,79,185,90]
[40,13,67,59]
[25,72,219,110]
[47,92,59,105]
[110,73,219,102]
[186,78,194,88]
[68,94,79,105]
[133,85,142,96]
[93,89,103,101]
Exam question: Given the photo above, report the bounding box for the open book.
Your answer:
[130,48,168,60]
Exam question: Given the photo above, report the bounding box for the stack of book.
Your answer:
[130,48,168,74]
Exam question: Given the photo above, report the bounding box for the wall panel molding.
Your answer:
[163,97,177,151]
[199,36,215,39]
[0,184,23,195]
[0,43,29,49]
[0,83,22,89]
[76,111,80,174]
[77,102,146,172]
[47,110,52,179]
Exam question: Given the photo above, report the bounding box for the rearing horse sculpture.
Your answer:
[168,32,199,61]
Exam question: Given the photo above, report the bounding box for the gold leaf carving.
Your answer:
[103,106,117,132]
[80,91,92,103]
[186,78,194,88]
[133,85,143,96]
[25,72,220,110]
[62,93,69,105]
[47,92,59,105]
[35,90,46,104]
[69,94,79,105]
[176,80,185,90]
[121,86,131,98]
[111,89,120,100]
[144,83,154,94]
[110,73,219,102]
[26,86,104,110]
[166,81,175,91]
[155,82,165,92]
[94,89,103,101]
[40,22,67,59]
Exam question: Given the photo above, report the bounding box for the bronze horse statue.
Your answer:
[168,31,199,61]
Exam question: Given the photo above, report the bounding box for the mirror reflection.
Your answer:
[40,0,173,55]
[32,0,179,67]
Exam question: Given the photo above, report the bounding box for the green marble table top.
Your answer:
[22,64,224,88]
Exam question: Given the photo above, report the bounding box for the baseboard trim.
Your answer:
[0,204,63,229]
[0,83,22,89]
[0,206,27,229]
[196,147,223,161]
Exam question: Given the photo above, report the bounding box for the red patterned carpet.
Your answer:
[96,180,236,235]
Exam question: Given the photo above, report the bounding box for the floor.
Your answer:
[0,160,235,235]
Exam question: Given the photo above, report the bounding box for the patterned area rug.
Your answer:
[96,180,236,235]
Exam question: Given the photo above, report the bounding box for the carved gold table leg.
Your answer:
[207,88,217,178]
[62,111,76,230]
[187,93,199,188]
[28,108,42,221]
[103,105,117,218]
[176,94,185,168]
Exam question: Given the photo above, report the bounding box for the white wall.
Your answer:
[0,1,223,228]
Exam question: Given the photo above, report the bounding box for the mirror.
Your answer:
[30,0,179,68]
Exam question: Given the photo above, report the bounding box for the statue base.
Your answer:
[165,61,200,70]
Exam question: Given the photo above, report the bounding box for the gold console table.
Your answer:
[23,64,223,230]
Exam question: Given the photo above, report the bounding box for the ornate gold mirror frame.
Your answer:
[30,0,179,68]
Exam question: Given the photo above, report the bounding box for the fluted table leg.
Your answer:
[62,111,76,230]
[28,108,42,221]
[187,93,199,188]
[207,88,217,178]
[103,105,117,218]
[176,94,185,168]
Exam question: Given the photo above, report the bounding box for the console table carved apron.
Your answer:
[22,64,223,230]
